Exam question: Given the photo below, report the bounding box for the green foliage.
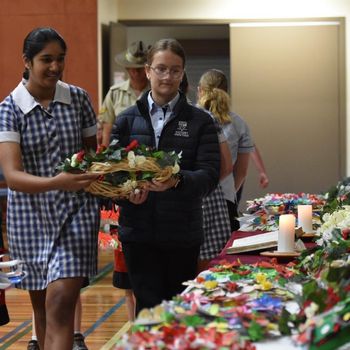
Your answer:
[247,320,264,341]
[278,308,292,335]
[322,177,350,215]
[183,314,206,327]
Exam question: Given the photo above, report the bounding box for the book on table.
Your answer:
[226,231,278,254]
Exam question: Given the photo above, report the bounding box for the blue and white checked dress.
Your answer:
[0,81,100,290]
[200,185,232,260]
[200,123,232,260]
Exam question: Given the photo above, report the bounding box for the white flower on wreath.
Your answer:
[127,151,146,168]
[70,154,79,167]
[172,162,180,174]
[121,179,138,192]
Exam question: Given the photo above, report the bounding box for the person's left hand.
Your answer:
[259,172,269,188]
[129,188,149,204]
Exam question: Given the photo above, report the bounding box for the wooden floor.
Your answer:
[0,249,130,350]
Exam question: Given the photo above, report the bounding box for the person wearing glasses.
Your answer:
[99,41,149,147]
[111,38,220,314]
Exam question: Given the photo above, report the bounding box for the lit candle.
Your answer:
[278,214,295,252]
[297,205,313,233]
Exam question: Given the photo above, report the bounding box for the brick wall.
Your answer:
[0,0,98,110]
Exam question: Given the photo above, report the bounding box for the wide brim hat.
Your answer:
[115,41,148,68]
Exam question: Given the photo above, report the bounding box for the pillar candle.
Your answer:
[277,214,295,252]
[297,205,313,233]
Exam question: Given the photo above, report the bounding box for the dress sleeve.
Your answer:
[80,90,97,138]
[0,97,20,143]
[236,115,255,153]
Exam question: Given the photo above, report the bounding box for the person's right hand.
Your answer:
[54,171,100,191]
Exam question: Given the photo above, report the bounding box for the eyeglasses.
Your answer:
[149,65,184,80]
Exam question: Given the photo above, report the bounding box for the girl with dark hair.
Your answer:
[0,27,99,350]
[111,38,220,314]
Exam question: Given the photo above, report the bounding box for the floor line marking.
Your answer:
[0,262,113,347]
[100,321,131,350]
[83,297,125,337]
[0,325,32,350]
[0,320,31,344]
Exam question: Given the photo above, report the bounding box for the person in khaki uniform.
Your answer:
[99,41,149,146]
[99,41,149,322]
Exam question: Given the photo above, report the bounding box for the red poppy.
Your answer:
[96,144,107,154]
[125,139,139,152]
[76,150,85,162]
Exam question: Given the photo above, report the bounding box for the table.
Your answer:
[208,231,350,350]
[207,230,317,350]
[209,230,316,267]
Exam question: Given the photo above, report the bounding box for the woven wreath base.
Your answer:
[86,180,149,199]
[85,159,175,199]
[88,158,170,174]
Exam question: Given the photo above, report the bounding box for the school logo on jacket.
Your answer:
[174,121,189,137]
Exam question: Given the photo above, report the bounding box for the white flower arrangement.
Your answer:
[316,206,350,246]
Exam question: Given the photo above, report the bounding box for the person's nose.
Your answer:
[50,60,61,72]
[162,69,172,78]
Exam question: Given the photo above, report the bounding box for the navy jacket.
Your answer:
[111,91,220,247]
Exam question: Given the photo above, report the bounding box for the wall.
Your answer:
[97,0,119,104]
[114,0,350,174]
[0,0,98,110]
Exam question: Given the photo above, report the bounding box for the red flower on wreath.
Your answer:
[125,139,139,152]
[76,150,85,162]
[96,144,107,154]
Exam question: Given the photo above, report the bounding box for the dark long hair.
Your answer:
[22,27,67,79]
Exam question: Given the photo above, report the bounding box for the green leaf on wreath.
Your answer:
[140,171,154,180]
[105,172,129,186]
[110,149,122,161]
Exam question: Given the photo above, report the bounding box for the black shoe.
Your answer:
[73,333,88,350]
[27,340,40,350]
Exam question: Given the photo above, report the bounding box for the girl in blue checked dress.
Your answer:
[0,28,100,350]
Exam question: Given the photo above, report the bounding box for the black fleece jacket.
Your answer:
[111,91,220,247]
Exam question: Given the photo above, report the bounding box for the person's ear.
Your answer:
[22,55,31,70]
[145,64,151,80]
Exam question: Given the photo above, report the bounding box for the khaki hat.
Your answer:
[115,41,148,68]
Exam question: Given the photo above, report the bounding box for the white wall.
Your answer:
[115,0,350,174]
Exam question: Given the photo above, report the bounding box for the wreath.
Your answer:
[58,139,181,198]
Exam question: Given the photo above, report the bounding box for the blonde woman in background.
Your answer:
[197,69,256,233]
